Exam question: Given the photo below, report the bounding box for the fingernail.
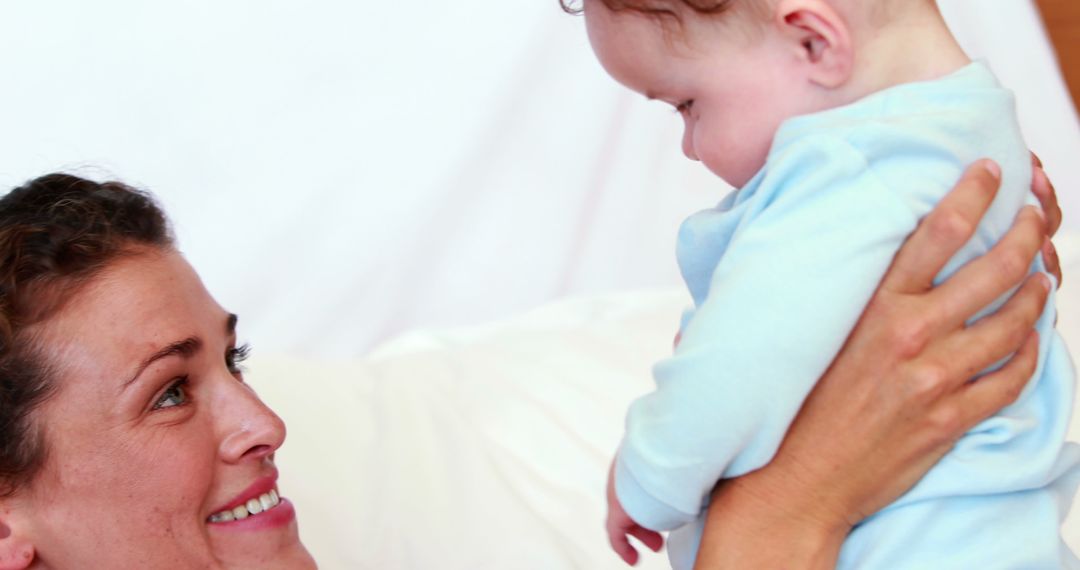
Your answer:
[984,160,1002,180]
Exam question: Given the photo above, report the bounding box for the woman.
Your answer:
[0,165,1064,569]
[0,175,316,569]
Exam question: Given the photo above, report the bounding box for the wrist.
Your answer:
[740,464,852,541]
[695,467,851,570]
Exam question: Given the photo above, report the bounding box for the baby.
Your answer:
[571,0,1080,568]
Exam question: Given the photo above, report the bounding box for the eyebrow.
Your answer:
[121,313,239,392]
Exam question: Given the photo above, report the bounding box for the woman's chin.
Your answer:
[213,537,316,570]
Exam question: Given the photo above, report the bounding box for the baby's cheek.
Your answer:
[699,148,748,187]
[701,131,772,188]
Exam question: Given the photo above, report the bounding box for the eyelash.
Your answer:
[151,344,253,411]
[228,343,252,374]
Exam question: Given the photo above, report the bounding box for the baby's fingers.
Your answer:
[628,525,664,553]
[609,529,641,566]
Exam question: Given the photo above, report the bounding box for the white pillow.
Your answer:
[258,291,684,570]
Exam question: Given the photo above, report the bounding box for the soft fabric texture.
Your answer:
[613,62,1080,569]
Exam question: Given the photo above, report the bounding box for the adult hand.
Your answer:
[1033,153,1063,284]
[693,160,1059,569]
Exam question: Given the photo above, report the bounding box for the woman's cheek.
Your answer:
[124,423,217,502]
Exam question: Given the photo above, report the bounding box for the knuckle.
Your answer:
[1002,308,1028,345]
[891,317,932,359]
[997,308,1032,345]
[929,210,974,244]
[928,405,964,437]
[1007,320,1033,350]
[1003,381,1025,405]
[909,361,950,400]
[1018,352,1038,384]
[995,246,1031,282]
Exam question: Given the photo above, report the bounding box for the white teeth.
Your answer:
[208,488,282,524]
[208,510,235,523]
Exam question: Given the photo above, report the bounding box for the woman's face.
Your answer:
[9,250,315,569]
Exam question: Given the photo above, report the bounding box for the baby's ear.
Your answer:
[0,514,34,570]
[773,0,854,89]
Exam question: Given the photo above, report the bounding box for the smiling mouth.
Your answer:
[208,489,281,523]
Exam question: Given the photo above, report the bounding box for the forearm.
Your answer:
[693,467,848,570]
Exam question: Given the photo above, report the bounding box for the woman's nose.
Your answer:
[216,375,287,464]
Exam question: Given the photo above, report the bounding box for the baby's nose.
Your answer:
[681,122,699,161]
[681,134,699,161]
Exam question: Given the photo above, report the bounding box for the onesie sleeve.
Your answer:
[615,136,922,531]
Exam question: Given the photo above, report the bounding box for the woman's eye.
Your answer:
[227,343,252,375]
[153,377,189,410]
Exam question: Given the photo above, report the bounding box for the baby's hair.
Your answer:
[559,0,735,19]
[560,0,923,30]
[559,0,773,36]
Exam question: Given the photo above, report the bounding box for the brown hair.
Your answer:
[0,173,173,496]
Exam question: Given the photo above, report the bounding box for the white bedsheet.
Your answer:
[256,232,1080,569]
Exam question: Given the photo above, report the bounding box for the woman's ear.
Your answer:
[0,516,34,570]
[773,0,854,89]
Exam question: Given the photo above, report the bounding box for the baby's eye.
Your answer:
[153,377,189,410]
[675,100,694,114]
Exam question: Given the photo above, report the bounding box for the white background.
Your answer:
[0,0,1077,357]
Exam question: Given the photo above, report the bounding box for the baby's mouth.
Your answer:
[207,489,281,523]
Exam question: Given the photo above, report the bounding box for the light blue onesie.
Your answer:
[614,62,1080,569]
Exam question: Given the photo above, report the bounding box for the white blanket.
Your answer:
[257,233,1080,569]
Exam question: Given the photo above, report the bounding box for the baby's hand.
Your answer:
[606,461,664,566]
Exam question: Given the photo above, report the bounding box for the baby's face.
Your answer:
[584,2,816,187]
